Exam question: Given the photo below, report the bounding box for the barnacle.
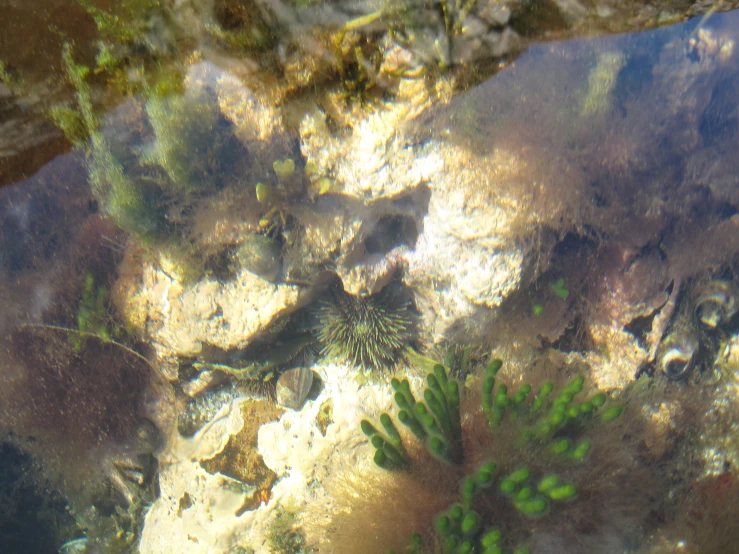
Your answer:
[275,367,314,411]
[234,234,282,282]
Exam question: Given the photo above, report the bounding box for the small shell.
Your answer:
[694,279,738,329]
[235,234,281,282]
[276,368,314,410]
[657,326,700,380]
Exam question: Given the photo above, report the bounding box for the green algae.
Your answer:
[143,89,225,193]
[364,358,626,553]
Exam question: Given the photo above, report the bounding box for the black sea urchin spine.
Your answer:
[316,286,415,369]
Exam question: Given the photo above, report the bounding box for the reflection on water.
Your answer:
[2,6,739,554]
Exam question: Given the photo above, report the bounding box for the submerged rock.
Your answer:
[124,263,306,359]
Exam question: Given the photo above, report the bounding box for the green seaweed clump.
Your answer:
[358,359,635,554]
[579,52,625,118]
[48,104,90,147]
[362,363,462,467]
[549,278,569,300]
[52,41,247,257]
[76,0,177,80]
[143,89,228,193]
[56,43,169,240]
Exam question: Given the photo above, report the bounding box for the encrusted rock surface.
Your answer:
[140,361,398,554]
[135,264,307,359]
[116,15,739,373]
[141,397,253,554]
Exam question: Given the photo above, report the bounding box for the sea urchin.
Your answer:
[316,284,415,370]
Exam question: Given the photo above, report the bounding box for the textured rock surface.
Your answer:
[131,14,739,361]
[140,361,399,554]
[137,264,307,359]
[140,398,253,554]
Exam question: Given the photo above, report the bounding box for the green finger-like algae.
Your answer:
[449,505,464,521]
[480,528,502,547]
[516,486,533,501]
[359,356,642,553]
[462,477,477,506]
[537,475,559,493]
[601,405,623,422]
[508,468,531,483]
[572,440,591,460]
[516,497,548,516]
[551,438,571,455]
[591,392,607,407]
[460,511,480,534]
[548,484,578,501]
[499,478,517,495]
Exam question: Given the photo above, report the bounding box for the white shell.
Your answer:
[657,326,700,380]
[694,279,738,328]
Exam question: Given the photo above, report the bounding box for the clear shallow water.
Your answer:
[1,5,739,554]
